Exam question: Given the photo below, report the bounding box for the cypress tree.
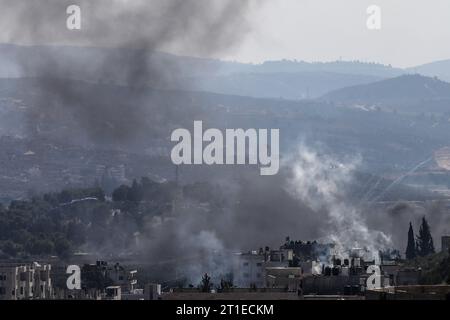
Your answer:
[405,222,416,260]
[416,217,435,257]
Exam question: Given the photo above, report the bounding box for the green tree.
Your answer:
[112,185,130,202]
[27,238,55,256]
[54,237,72,259]
[405,222,416,260]
[128,179,142,202]
[200,273,212,292]
[1,240,20,257]
[58,190,73,203]
[416,217,435,257]
[67,222,86,245]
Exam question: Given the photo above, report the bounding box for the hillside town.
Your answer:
[2,1,450,311]
[2,234,450,300]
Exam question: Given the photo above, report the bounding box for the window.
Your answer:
[256,263,263,267]
[243,262,249,267]
[243,273,250,278]
[0,287,6,295]
[256,273,262,278]
[20,287,24,295]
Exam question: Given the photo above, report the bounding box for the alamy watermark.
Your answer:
[170,121,280,176]
[65,4,380,32]
[66,265,81,290]
[66,5,81,30]
[366,253,382,290]
[367,5,382,30]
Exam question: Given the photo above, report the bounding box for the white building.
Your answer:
[0,262,52,300]
[233,252,266,288]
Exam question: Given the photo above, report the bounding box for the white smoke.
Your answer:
[285,146,392,256]
[139,200,234,285]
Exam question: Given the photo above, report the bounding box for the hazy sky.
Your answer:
[2,0,450,68]
[222,0,450,68]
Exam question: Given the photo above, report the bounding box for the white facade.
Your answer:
[0,262,52,300]
[233,253,266,288]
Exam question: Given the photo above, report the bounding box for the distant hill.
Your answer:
[0,43,401,100]
[321,74,450,106]
[244,60,403,78]
[407,60,450,83]
[187,71,383,99]
[1,76,450,199]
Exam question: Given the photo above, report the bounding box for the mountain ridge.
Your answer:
[321,74,450,106]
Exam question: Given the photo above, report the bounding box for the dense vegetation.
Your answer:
[404,251,450,285]
[403,218,450,285]
[0,178,218,259]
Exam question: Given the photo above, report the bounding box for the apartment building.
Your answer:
[0,262,52,300]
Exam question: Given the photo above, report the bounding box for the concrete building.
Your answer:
[145,283,162,300]
[163,288,301,300]
[302,274,367,295]
[380,264,421,286]
[233,247,292,288]
[300,261,322,275]
[0,262,52,300]
[264,248,292,268]
[366,285,450,300]
[299,247,395,295]
[51,260,139,299]
[77,261,138,293]
[233,252,266,288]
[266,267,302,292]
[53,287,103,300]
[121,289,145,300]
[109,263,138,292]
[281,238,334,262]
[104,286,121,300]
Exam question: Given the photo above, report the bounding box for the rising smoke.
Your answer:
[0,0,268,284]
[0,0,259,146]
[2,1,444,286]
[285,146,393,257]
